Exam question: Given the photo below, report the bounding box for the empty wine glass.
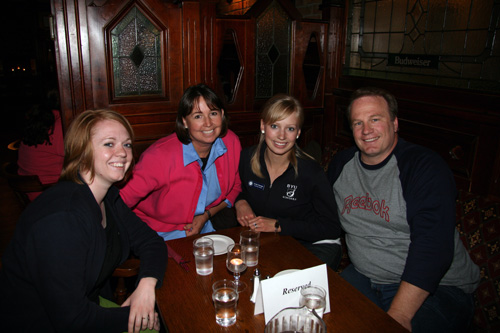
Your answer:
[226,244,247,292]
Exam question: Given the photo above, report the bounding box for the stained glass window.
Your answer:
[256,0,291,98]
[345,0,500,93]
[111,7,162,97]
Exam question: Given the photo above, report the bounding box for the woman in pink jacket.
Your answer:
[120,84,242,240]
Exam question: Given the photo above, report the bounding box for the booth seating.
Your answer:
[456,190,500,332]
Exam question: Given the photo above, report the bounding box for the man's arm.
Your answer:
[387,281,429,331]
[392,143,457,331]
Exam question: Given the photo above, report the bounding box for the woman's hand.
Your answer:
[248,216,277,233]
[235,200,256,227]
[121,277,160,333]
[184,213,207,237]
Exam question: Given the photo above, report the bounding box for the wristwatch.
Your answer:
[274,220,280,233]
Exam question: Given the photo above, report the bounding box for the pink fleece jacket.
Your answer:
[120,130,242,232]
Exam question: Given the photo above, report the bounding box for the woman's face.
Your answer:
[89,119,133,188]
[260,112,301,158]
[182,97,224,154]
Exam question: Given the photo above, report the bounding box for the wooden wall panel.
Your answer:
[182,2,201,88]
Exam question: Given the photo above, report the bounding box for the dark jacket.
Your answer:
[0,181,167,332]
[237,144,341,242]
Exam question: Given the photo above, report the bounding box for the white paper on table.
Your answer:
[254,263,330,323]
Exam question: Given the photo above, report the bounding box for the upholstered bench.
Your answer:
[456,190,500,332]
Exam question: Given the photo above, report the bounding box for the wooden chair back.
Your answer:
[0,162,51,209]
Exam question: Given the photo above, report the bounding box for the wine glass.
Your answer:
[226,244,247,292]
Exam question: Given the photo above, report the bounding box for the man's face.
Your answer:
[350,95,398,165]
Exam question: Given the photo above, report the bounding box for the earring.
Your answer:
[296,136,299,139]
[261,130,265,134]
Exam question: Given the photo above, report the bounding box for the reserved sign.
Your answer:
[388,54,439,69]
[254,264,330,323]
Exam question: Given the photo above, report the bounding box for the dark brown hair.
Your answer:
[175,84,228,144]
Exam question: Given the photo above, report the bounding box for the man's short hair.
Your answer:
[346,87,398,122]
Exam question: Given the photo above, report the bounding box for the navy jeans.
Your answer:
[340,264,474,333]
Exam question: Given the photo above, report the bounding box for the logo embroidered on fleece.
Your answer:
[283,184,297,201]
[341,193,390,222]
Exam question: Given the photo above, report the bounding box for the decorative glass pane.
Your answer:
[217,29,243,104]
[110,7,162,97]
[302,33,321,100]
[256,0,291,98]
[345,0,500,93]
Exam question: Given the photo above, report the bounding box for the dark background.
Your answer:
[0,0,56,151]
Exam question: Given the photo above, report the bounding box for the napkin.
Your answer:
[167,244,190,272]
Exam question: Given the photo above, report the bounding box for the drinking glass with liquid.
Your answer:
[299,285,326,318]
[240,230,260,267]
[212,279,239,327]
[193,237,214,276]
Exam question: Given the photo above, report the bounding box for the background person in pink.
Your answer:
[120,84,241,240]
[17,89,64,200]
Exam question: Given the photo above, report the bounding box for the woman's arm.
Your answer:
[29,213,130,332]
[120,146,166,209]
[234,199,256,227]
[184,200,228,236]
[276,169,341,241]
[116,196,167,285]
[222,132,243,205]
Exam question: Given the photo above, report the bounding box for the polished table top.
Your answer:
[156,227,407,332]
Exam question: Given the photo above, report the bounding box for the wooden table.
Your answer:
[156,227,407,332]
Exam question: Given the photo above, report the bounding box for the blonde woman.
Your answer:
[235,94,342,269]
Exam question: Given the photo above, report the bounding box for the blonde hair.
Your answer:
[60,109,135,184]
[251,94,312,178]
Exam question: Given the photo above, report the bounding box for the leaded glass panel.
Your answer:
[302,34,321,99]
[217,29,243,104]
[345,0,500,93]
[256,0,291,98]
[111,7,162,97]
